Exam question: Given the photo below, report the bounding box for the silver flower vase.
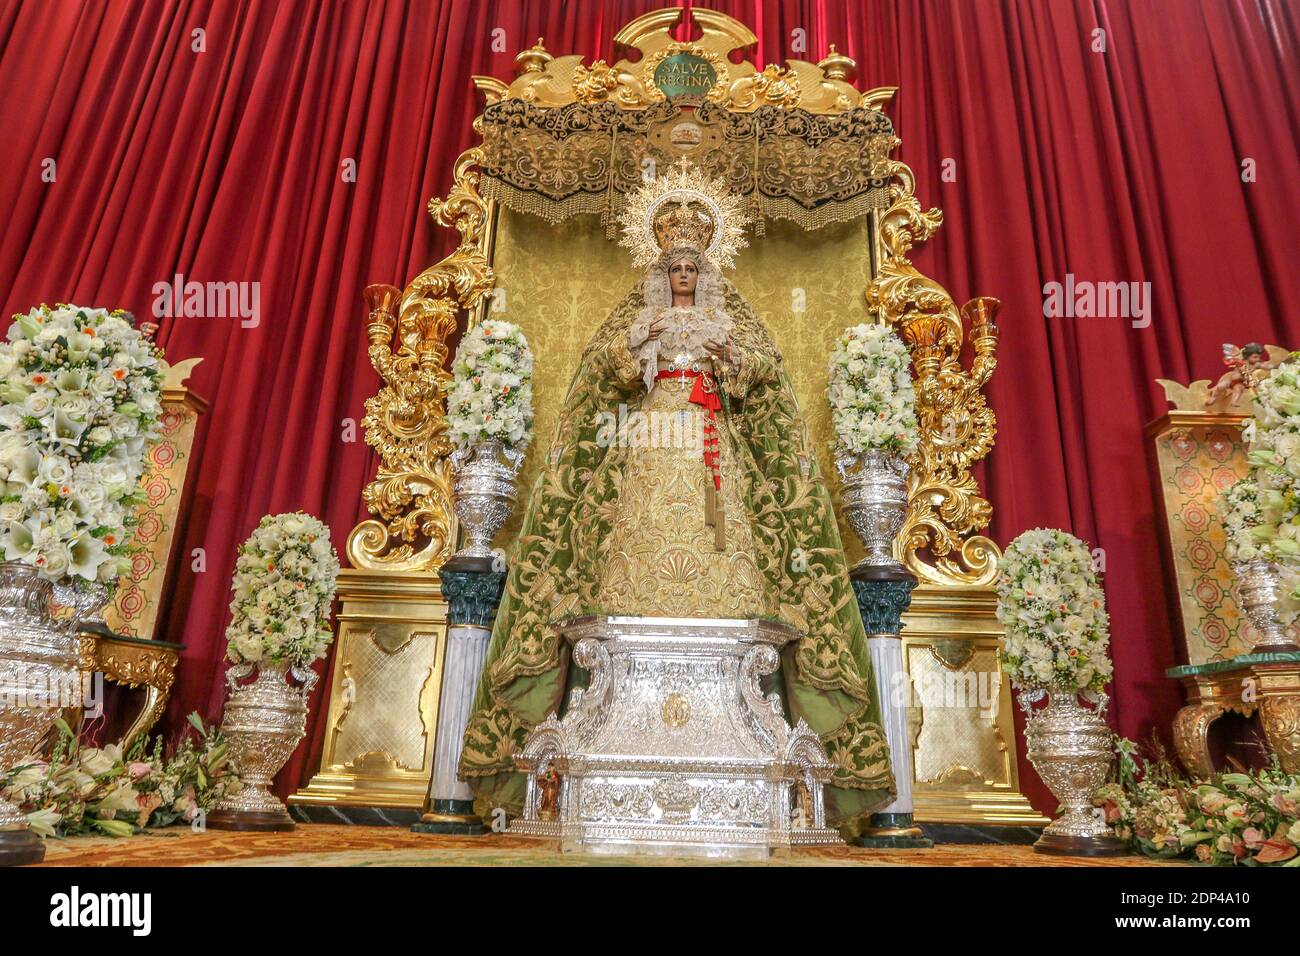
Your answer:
[1021,689,1127,856]
[1232,559,1300,653]
[448,439,525,570]
[208,662,316,832]
[837,450,911,575]
[0,563,105,865]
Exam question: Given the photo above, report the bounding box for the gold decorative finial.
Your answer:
[515,38,551,76]
[818,44,856,83]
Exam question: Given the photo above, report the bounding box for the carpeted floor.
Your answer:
[34,824,1187,867]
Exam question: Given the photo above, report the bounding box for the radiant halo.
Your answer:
[617,161,751,271]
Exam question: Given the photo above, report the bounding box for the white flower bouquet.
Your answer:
[1220,478,1275,563]
[446,319,533,450]
[0,304,167,583]
[224,512,340,668]
[1241,354,1300,562]
[826,323,919,456]
[995,528,1114,694]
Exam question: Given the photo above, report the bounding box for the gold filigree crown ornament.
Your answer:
[618,162,750,271]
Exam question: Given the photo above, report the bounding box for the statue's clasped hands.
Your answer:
[704,337,741,372]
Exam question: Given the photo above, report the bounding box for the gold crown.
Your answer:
[652,202,716,253]
[617,162,750,271]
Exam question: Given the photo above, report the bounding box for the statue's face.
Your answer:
[669,257,699,298]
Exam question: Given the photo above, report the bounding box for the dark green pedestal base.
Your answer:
[410,819,489,836]
[854,812,934,850]
[411,799,489,837]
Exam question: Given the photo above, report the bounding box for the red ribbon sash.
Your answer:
[655,369,722,491]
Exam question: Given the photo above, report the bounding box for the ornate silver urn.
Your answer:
[449,439,525,566]
[0,563,105,865]
[837,450,910,574]
[1021,689,1127,856]
[1232,559,1300,653]
[209,662,315,832]
[510,616,842,859]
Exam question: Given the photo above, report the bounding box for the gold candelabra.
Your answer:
[346,146,495,572]
[866,163,1002,587]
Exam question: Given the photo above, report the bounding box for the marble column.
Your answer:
[850,570,933,849]
[411,564,504,836]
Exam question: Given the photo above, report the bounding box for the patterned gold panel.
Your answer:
[906,641,1005,786]
[104,358,206,639]
[291,570,449,809]
[902,585,1047,825]
[331,625,440,772]
[1149,419,1253,663]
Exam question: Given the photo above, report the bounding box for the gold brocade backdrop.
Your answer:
[492,207,873,560]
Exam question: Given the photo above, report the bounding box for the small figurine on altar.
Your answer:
[1206,343,1275,407]
[536,766,561,822]
[792,780,812,829]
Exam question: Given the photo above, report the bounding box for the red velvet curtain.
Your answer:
[0,0,1295,811]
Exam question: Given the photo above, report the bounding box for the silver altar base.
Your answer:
[510,616,841,859]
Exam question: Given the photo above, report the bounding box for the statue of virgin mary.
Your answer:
[459,164,896,836]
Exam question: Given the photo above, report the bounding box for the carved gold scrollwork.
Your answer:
[489,11,889,116]
[347,146,495,572]
[866,159,1002,587]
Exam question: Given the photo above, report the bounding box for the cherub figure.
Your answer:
[1206,343,1275,408]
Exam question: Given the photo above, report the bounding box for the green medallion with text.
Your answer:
[654,52,717,100]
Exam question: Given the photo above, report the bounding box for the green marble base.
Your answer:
[854,811,934,850]
[855,832,935,850]
[410,819,489,836]
[411,798,489,836]
[1165,650,1300,679]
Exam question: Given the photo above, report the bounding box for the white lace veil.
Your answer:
[627,244,735,391]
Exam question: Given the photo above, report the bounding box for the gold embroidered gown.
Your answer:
[597,304,770,619]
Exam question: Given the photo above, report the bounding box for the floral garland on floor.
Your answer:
[0,304,167,583]
[994,528,1113,694]
[446,319,534,450]
[826,323,918,455]
[1093,737,1300,866]
[0,714,235,838]
[224,512,340,668]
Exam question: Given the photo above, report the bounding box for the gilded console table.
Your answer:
[1168,653,1300,778]
[85,633,184,750]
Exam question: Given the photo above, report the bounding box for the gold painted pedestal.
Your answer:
[290,569,449,809]
[904,586,1049,826]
